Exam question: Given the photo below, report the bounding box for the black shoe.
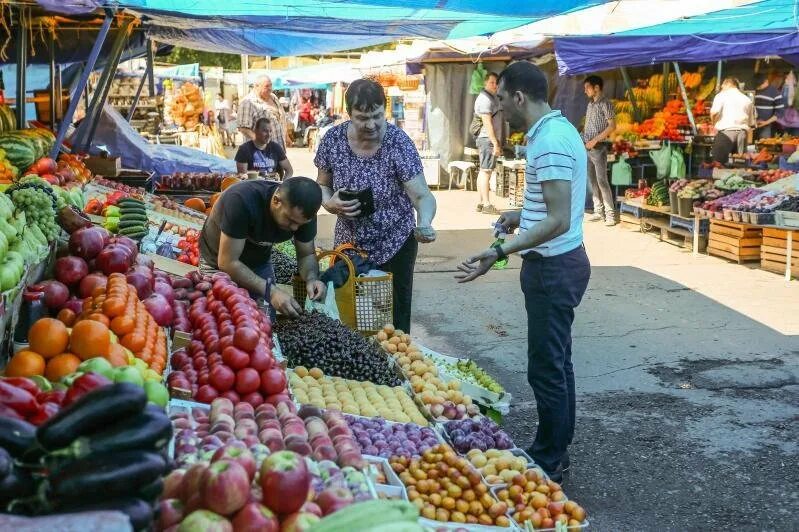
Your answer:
[561,451,571,472]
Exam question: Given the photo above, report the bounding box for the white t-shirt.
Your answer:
[710,88,754,131]
[214,99,231,122]
[521,110,587,257]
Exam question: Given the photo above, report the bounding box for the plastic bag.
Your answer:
[470,63,487,95]
[611,158,633,185]
[649,143,673,178]
[304,281,339,321]
[669,146,686,178]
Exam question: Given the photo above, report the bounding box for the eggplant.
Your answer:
[37,383,147,451]
[71,404,172,457]
[50,450,166,503]
[0,417,36,458]
[58,497,154,531]
[0,468,35,505]
[137,477,164,503]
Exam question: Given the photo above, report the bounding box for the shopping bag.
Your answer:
[305,281,340,321]
[611,157,633,185]
[470,63,487,95]
[649,143,673,178]
[669,146,686,178]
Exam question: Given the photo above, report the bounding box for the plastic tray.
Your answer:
[490,486,590,531]
[417,517,515,531]
[474,449,539,487]
[362,456,406,491]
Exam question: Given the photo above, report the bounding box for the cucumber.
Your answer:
[119,218,148,229]
[117,198,144,207]
[119,208,147,216]
[119,226,148,236]
[36,383,147,451]
[120,214,149,224]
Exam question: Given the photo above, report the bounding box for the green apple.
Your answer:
[0,257,21,291]
[133,358,149,375]
[61,371,84,387]
[78,357,114,379]
[29,375,52,392]
[113,366,143,387]
[143,369,162,382]
[143,381,169,407]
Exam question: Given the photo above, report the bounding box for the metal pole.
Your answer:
[49,12,114,159]
[619,67,641,122]
[241,54,249,98]
[15,6,27,128]
[49,30,56,128]
[127,68,148,122]
[716,60,722,92]
[81,18,134,151]
[672,62,697,135]
[661,62,669,107]
[146,39,155,99]
[55,64,62,127]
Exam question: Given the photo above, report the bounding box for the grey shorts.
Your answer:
[476,137,497,170]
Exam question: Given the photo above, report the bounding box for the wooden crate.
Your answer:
[759,228,799,277]
[708,220,762,263]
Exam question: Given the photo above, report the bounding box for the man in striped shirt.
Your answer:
[456,62,591,483]
[754,71,784,140]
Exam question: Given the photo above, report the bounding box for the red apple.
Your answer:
[260,451,310,515]
[201,459,251,516]
[299,501,322,518]
[181,463,209,503]
[231,502,279,532]
[158,499,185,530]
[315,487,354,516]
[279,512,320,532]
[177,509,233,532]
[212,446,257,482]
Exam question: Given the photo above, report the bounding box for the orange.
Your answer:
[56,308,77,327]
[121,332,146,353]
[87,313,111,327]
[110,316,135,336]
[5,350,46,377]
[105,343,129,367]
[70,320,111,360]
[45,353,81,382]
[28,318,70,359]
[102,298,125,318]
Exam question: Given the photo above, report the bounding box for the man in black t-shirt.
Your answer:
[235,117,294,177]
[199,176,324,317]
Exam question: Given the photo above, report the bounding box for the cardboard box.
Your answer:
[84,155,121,177]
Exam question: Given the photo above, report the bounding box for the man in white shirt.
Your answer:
[214,93,232,146]
[456,61,591,483]
[710,77,755,163]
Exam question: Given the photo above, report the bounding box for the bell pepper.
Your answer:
[103,215,120,232]
[63,372,112,408]
[103,205,121,218]
[0,403,24,420]
[0,381,39,417]
[2,377,40,398]
[84,198,102,215]
[37,389,66,405]
[27,402,60,426]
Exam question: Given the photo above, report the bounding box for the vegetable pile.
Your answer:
[0,382,171,530]
[277,311,402,386]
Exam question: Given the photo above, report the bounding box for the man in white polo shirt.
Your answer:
[456,61,591,483]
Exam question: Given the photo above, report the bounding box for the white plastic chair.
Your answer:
[447,147,479,190]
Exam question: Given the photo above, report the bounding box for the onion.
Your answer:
[153,281,175,305]
[143,293,174,326]
[126,271,154,299]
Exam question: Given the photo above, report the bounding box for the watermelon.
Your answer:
[0,105,16,134]
[0,134,37,171]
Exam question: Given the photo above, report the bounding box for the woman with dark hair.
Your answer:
[314,78,437,332]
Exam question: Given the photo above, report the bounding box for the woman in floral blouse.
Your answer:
[315,78,437,332]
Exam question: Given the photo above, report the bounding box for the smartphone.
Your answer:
[339,188,375,218]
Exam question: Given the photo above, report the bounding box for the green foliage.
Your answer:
[162,47,241,71]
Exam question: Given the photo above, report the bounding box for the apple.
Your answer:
[163,469,186,499]
[231,502,280,532]
[181,463,209,503]
[299,501,322,518]
[158,499,185,530]
[201,459,250,516]
[316,487,354,516]
[177,510,233,532]
[212,446,257,482]
[260,451,310,515]
[279,512,320,532]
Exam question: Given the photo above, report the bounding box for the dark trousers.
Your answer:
[520,245,591,473]
[378,234,418,333]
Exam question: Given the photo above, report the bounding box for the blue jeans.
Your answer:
[520,245,591,473]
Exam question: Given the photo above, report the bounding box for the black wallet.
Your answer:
[339,187,375,218]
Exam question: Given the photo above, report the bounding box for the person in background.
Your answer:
[315,78,437,333]
[234,117,293,178]
[755,71,784,140]
[711,78,755,163]
[214,93,232,146]
[298,97,313,136]
[238,77,289,150]
[199,177,325,318]
[455,61,590,483]
[474,72,504,215]
[582,75,616,226]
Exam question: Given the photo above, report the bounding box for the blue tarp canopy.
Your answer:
[108,0,605,55]
[555,0,799,75]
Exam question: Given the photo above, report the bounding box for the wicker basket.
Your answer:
[376,72,397,88]
[293,250,393,336]
[396,76,421,91]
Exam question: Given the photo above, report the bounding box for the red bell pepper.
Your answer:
[2,377,41,397]
[0,403,24,420]
[28,402,60,426]
[0,381,39,417]
[63,373,112,408]
[37,389,66,405]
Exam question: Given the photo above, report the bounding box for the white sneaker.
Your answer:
[588,214,603,222]
[604,218,617,226]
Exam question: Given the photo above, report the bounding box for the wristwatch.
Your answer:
[491,243,507,261]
